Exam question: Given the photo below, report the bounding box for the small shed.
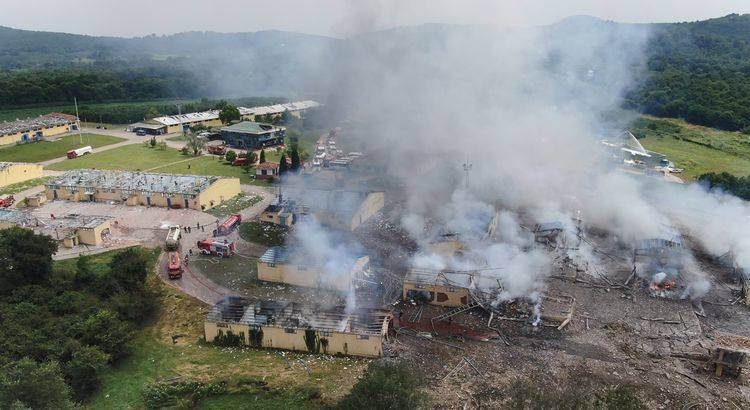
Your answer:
[256,162,279,179]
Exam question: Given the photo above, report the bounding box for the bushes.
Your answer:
[336,361,427,410]
[212,330,245,347]
[142,380,227,409]
[698,172,750,200]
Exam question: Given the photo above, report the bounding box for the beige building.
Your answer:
[204,298,390,357]
[257,246,370,292]
[45,170,240,211]
[0,210,111,248]
[0,113,78,146]
[0,162,44,187]
[402,269,474,307]
[260,201,303,226]
[280,188,385,231]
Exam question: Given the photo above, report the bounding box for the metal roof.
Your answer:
[0,209,24,223]
[221,121,283,134]
[46,170,223,195]
[260,246,289,264]
[0,113,77,137]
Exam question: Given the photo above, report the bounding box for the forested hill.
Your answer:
[624,14,750,132]
[1,14,750,132]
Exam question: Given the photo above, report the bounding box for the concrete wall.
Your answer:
[350,192,385,230]
[76,220,111,246]
[257,257,364,292]
[403,281,470,307]
[0,123,72,146]
[197,178,241,210]
[0,163,44,187]
[204,321,385,357]
[162,119,223,134]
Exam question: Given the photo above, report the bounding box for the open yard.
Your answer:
[0,176,54,195]
[87,274,364,409]
[0,133,125,162]
[633,116,750,180]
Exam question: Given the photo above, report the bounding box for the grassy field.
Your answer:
[47,144,186,171]
[0,133,125,163]
[205,194,262,217]
[151,155,270,185]
[633,116,750,180]
[239,221,289,247]
[87,272,365,409]
[0,176,54,195]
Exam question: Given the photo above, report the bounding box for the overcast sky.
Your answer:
[3,0,750,38]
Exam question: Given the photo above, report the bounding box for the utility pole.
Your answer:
[463,160,472,189]
[177,104,185,138]
[74,96,83,144]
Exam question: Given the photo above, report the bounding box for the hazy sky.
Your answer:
[2,0,750,37]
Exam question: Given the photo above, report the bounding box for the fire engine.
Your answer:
[166,251,183,279]
[197,239,236,257]
[217,214,242,236]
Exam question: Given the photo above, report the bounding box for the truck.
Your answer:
[232,157,250,167]
[216,214,242,236]
[0,195,15,208]
[197,239,236,257]
[66,146,93,159]
[166,251,184,279]
[165,225,181,250]
[207,144,228,155]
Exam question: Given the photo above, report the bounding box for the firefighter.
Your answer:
[184,255,189,266]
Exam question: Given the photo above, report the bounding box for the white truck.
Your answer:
[66,146,93,159]
[165,225,182,250]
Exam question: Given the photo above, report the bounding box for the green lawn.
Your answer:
[205,194,262,217]
[0,134,125,163]
[151,155,270,185]
[47,144,185,171]
[0,176,55,195]
[239,221,289,247]
[633,116,750,180]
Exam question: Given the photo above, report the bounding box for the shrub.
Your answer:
[225,150,237,163]
[336,361,427,410]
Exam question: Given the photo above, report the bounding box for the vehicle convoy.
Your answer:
[216,214,242,236]
[166,251,183,279]
[197,239,236,257]
[0,195,15,208]
[66,146,93,159]
[165,225,181,250]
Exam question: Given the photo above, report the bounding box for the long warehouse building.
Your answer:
[45,170,240,211]
[0,113,78,146]
[0,162,44,187]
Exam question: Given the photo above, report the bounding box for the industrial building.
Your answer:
[238,100,321,121]
[204,297,391,357]
[260,200,304,226]
[402,269,474,307]
[277,188,385,231]
[257,246,370,292]
[0,210,111,248]
[220,122,286,149]
[0,162,44,187]
[0,113,78,146]
[44,170,240,211]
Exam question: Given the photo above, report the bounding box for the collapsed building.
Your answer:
[257,246,371,292]
[0,113,78,146]
[633,234,686,296]
[0,162,44,187]
[204,297,391,357]
[0,210,111,248]
[44,170,241,211]
[266,188,384,231]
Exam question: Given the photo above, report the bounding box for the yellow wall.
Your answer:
[162,118,223,134]
[0,123,72,146]
[197,178,241,210]
[46,177,240,211]
[0,221,15,229]
[257,255,369,292]
[402,281,470,307]
[0,163,44,187]
[350,192,384,230]
[76,220,111,246]
[204,321,385,357]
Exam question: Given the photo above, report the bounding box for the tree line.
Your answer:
[0,228,158,408]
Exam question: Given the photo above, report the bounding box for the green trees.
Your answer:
[290,143,301,172]
[279,153,288,175]
[225,150,237,163]
[0,359,74,409]
[259,149,266,163]
[218,103,241,124]
[336,362,427,410]
[185,132,206,156]
[698,172,750,200]
[0,227,57,294]
[64,346,110,400]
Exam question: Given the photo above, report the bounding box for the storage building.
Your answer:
[204,297,391,357]
[45,170,240,211]
[280,188,384,231]
[0,113,78,146]
[220,122,286,149]
[0,162,44,187]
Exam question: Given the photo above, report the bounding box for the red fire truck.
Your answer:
[166,251,183,279]
[217,214,242,236]
[197,239,236,257]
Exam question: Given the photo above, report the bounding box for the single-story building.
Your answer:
[280,188,385,231]
[257,246,370,292]
[260,200,304,226]
[0,113,78,146]
[129,122,167,135]
[0,210,111,248]
[45,170,240,211]
[0,162,44,187]
[256,162,279,179]
[204,297,390,357]
[220,122,286,149]
[402,269,473,307]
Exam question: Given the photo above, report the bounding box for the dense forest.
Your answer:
[698,172,750,200]
[0,229,158,408]
[625,14,750,132]
[1,14,750,130]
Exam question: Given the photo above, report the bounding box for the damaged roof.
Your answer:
[46,170,224,195]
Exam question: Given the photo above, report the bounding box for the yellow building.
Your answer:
[45,170,240,211]
[257,247,370,292]
[204,298,390,357]
[0,210,111,248]
[402,269,474,307]
[0,113,78,146]
[0,162,44,187]
[260,201,303,226]
[151,111,223,134]
[281,188,385,231]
